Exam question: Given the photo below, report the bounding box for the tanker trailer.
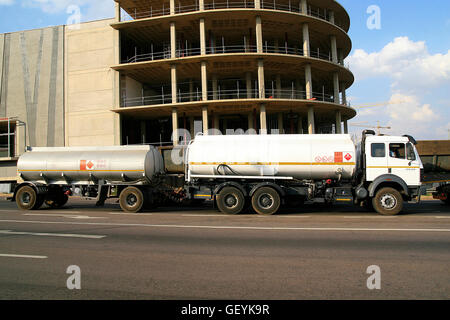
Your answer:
[13,145,165,212]
[184,131,423,215]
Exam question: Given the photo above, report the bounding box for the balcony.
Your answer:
[119,0,347,31]
[122,44,349,68]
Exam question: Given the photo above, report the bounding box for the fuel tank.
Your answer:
[18,145,164,185]
[187,134,357,180]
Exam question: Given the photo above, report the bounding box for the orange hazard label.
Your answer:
[335,152,343,163]
[80,160,95,171]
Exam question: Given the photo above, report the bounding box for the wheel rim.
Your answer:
[258,193,274,210]
[224,194,238,209]
[21,192,31,205]
[126,193,138,207]
[380,194,397,210]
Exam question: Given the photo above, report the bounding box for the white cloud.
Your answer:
[348,37,450,94]
[0,0,14,5]
[348,37,450,139]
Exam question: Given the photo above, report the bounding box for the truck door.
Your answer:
[387,142,421,186]
[366,142,388,181]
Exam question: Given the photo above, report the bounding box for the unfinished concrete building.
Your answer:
[112,0,355,145]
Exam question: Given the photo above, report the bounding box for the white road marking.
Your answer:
[435,216,450,219]
[183,214,229,217]
[23,213,105,220]
[0,230,106,239]
[343,216,398,219]
[109,212,153,216]
[0,254,47,259]
[0,220,449,233]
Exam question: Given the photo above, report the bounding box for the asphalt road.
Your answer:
[0,198,449,300]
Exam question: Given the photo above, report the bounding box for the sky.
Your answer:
[0,0,449,140]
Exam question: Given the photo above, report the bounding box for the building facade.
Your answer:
[0,0,355,186]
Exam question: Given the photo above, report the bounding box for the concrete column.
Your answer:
[276,74,282,99]
[214,113,220,132]
[201,61,208,101]
[171,65,177,103]
[172,108,179,146]
[330,35,338,63]
[296,79,302,99]
[190,116,195,138]
[302,24,310,57]
[202,106,209,134]
[338,49,344,65]
[170,0,175,15]
[329,10,335,24]
[170,22,176,58]
[301,0,307,14]
[260,104,267,134]
[274,39,279,53]
[140,121,147,143]
[258,59,265,99]
[256,16,263,53]
[308,106,315,134]
[248,112,254,130]
[333,72,340,104]
[15,121,26,157]
[115,2,121,22]
[189,79,194,101]
[212,75,218,100]
[255,0,261,9]
[199,0,204,11]
[343,120,348,134]
[341,83,347,105]
[298,116,304,134]
[305,64,312,100]
[200,18,206,55]
[278,113,284,134]
[246,72,253,98]
[335,110,342,134]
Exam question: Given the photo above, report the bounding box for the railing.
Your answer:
[121,88,343,108]
[120,0,346,30]
[122,44,348,68]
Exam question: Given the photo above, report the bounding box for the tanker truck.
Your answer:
[12,130,423,215]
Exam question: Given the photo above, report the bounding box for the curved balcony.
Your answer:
[118,0,349,31]
[122,44,348,67]
[121,88,347,108]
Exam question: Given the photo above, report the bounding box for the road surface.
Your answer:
[0,198,449,299]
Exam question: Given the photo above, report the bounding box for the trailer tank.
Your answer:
[18,145,164,185]
[188,134,356,180]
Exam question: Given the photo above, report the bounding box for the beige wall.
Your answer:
[65,19,120,146]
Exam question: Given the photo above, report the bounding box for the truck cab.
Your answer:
[361,133,423,215]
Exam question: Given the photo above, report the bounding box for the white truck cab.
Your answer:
[360,132,423,215]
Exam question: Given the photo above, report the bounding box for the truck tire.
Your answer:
[216,187,245,215]
[16,186,44,211]
[119,187,144,213]
[252,187,281,215]
[45,192,69,209]
[372,187,403,216]
[442,193,450,205]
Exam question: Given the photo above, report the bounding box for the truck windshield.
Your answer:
[407,143,416,161]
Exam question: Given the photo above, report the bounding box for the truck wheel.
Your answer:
[16,186,43,211]
[372,187,403,216]
[216,187,245,215]
[443,194,450,205]
[252,187,281,215]
[45,192,69,209]
[119,187,144,213]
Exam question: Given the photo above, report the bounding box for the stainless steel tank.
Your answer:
[187,134,356,180]
[18,145,164,185]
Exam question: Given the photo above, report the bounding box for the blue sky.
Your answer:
[0,0,449,140]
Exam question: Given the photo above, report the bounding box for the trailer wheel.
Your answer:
[372,187,403,216]
[16,186,43,211]
[119,187,144,213]
[45,191,69,209]
[252,187,281,215]
[216,187,245,215]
